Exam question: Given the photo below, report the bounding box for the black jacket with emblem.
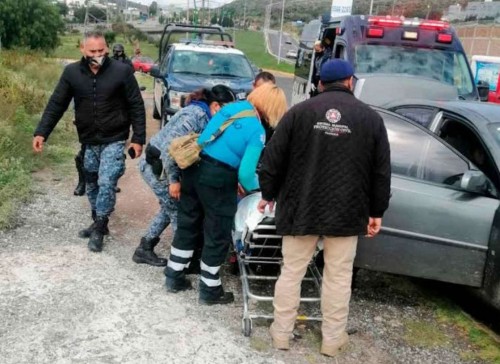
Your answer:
[258,84,391,236]
[35,57,145,145]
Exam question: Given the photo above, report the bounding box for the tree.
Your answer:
[56,2,69,17]
[73,7,87,23]
[0,0,64,52]
[149,1,158,17]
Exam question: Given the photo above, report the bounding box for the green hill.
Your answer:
[218,0,469,28]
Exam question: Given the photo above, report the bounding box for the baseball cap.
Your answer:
[320,59,354,83]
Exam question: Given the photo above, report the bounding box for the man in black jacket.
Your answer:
[258,59,391,357]
[33,31,146,253]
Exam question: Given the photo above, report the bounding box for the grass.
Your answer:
[134,72,155,92]
[233,30,294,74]
[403,319,450,348]
[432,298,500,363]
[0,51,77,229]
[50,34,159,61]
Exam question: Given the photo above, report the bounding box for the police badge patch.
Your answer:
[325,109,342,123]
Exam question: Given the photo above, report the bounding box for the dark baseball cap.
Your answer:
[320,59,354,83]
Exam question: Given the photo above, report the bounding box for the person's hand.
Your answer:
[366,217,382,238]
[257,199,274,213]
[169,182,181,200]
[129,143,143,159]
[33,136,45,153]
[237,184,246,198]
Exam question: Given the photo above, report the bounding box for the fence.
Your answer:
[455,24,500,58]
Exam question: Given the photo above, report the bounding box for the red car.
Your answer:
[131,56,155,73]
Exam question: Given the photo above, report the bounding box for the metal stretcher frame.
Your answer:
[235,218,324,337]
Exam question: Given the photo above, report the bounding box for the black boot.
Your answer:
[79,210,109,238]
[132,237,167,266]
[199,285,234,305]
[74,152,86,196]
[165,277,192,293]
[199,289,234,306]
[88,216,109,252]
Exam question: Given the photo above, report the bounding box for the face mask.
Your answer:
[86,55,105,67]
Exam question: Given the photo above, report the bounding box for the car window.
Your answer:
[160,50,171,74]
[170,50,254,78]
[380,111,470,186]
[392,107,437,128]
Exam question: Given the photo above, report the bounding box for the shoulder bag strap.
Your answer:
[199,109,257,148]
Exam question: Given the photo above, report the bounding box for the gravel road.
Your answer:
[0,94,490,364]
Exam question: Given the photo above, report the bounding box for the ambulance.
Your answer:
[292,15,488,105]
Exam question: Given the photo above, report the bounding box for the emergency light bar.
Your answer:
[419,20,450,31]
[367,16,452,43]
[368,16,403,27]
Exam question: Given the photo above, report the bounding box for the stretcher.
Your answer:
[232,193,323,337]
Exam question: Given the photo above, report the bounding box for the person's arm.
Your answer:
[34,68,74,144]
[239,133,264,191]
[163,109,209,184]
[369,115,391,218]
[258,109,294,203]
[123,68,146,146]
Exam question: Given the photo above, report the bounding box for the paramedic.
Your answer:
[164,83,287,305]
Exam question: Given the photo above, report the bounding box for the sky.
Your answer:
[135,0,234,8]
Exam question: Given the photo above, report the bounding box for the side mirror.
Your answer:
[477,80,490,102]
[461,170,488,194]
[150,66,162,78]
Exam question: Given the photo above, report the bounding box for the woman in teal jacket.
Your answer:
[164,84,287,305]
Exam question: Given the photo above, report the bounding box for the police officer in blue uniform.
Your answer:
[33,30,145,253]
[132,86,236,267]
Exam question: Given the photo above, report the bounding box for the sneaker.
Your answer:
[199,291,234,305]
[320,332,349,357]
[165,278,192,293]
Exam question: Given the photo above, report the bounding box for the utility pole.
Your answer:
[187,0,190,24]
[391,0,397,16]
[208,0,211,24]
[369,0,374,15]
[243,0,247,29]
[277,0,285,64]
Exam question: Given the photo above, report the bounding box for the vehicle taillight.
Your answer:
[419,20,450,31]
[368,16,403,27]
[436,33,453,43]
[336,27,344,36]
[367,27,384,38]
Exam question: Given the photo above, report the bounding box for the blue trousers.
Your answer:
[83,141,126,218]
[139,158,178,239]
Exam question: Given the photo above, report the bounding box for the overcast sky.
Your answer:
[135,0,234,8]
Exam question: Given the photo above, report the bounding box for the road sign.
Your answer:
[331,0,353,18]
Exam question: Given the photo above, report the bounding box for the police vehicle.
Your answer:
[150,24,256,125]
[292,15,489,106]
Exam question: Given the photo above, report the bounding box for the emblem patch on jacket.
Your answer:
[325,109,342,123]
[314,108,352,137]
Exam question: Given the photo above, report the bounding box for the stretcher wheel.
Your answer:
[242,318,252,337]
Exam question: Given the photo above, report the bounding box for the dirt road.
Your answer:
[0,93,490,364]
